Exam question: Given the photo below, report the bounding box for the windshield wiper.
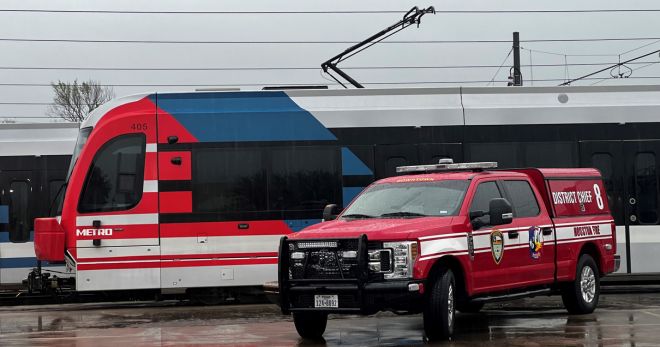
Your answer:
[380,211,427,218]
[342,213,375,219]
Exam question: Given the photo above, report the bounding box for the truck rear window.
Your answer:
[342,180,469,218]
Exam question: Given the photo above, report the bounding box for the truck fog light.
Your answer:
[408,283,420,292]
[368,262,381,272]
[342,251,357,258]
[291,252,305,260]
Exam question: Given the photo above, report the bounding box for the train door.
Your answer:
[0,169,37,287]
[579,141,628,273]
[69,113,159,291]
[622,141,660,274]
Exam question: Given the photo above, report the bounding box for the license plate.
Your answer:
[314,295,338,308]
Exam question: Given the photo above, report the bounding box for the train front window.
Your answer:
[52,127,92,216]
[78,134,146,213]
[67,127,92,180]
[342,180,469,219]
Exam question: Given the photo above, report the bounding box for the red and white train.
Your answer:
[32,85,660,300]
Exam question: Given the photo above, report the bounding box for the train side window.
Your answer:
[9,181,30,243]
[269,147,340,211]
[503,180,540,217]
[193,148,267,213]
[78,134,146,213]
[634,152,658,224]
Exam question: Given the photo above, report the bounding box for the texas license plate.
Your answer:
[314,294,338,308]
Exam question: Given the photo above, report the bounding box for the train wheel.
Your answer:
[562,254,600,314]
[423,268,455,340]
[293,311,328,340]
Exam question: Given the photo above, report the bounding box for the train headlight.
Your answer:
[383,241,418,279]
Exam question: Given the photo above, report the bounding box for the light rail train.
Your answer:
[25,85,660,301]
[0,123,76,289]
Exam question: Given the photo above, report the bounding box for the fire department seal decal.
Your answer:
[490,230,504,264]
[528,226,543,259]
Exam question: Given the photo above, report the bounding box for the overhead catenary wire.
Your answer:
[559,49,660,85]
[0,37,660,44]
[0,61,658,71]
[2,9,660,14]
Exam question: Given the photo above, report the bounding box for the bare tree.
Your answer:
[47,79,115,122]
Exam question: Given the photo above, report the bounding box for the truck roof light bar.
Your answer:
[396,161,498,174]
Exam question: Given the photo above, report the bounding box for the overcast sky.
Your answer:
[2,0,660,122]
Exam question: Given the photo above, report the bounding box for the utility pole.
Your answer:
[510,32,523,86]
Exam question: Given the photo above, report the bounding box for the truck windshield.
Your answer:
[342,180,469,219]
[49,127,92,216]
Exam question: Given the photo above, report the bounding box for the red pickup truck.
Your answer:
[278,161,619,340]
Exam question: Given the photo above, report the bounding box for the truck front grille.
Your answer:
[289,239,359,280]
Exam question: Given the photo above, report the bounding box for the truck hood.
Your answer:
[289,217,459,241]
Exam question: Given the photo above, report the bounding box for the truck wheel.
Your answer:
[457,301,484,313]
[293,311,328,340]
[423,268,456,340]
[561,254,600,314]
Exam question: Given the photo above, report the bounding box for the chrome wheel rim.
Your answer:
[580,266,596,303]
[447,283,454,327]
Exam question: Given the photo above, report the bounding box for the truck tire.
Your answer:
[457,301,484,313]
[293,311,328,340]
[561,254,600,314]
[423,268,456,340]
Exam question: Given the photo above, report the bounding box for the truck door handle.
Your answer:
[542,227,553,236]
[508,231,518,238]
[171,157,182,165]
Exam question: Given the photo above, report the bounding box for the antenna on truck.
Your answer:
[321,6,435,89]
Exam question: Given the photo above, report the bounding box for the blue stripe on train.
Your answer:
[1,257,38,269]
[341,148,373,176]
[0,205,8,224]
[150,92,337,142]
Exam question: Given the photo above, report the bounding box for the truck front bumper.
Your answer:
[282,280,425,315]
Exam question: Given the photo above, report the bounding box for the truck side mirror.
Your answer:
[489,198,513,226]
[322,204,341,222]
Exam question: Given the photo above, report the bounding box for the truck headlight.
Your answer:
[383,241,418,279]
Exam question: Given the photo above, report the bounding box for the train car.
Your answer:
[0,123,77,289]
[32,85,660,301]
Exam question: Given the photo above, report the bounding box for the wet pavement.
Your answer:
[1,293,660,346]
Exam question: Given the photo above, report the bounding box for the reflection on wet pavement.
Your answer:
[1,293,660,346]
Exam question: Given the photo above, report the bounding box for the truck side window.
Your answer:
[78,134,146,213]
[503,180,540,217]
[469,181,502,214]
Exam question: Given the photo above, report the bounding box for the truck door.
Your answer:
[500,179,555,285]
[469,179,521,293]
